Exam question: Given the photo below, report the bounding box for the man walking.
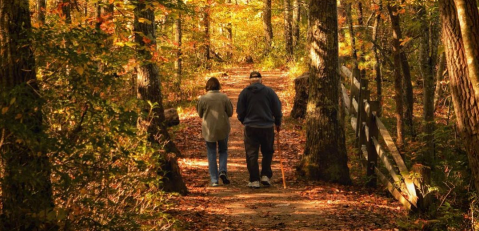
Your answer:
[237,71,282,188]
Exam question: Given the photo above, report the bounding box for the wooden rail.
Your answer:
[340,66,418,210]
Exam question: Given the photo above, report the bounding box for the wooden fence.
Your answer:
[340,66,418,210]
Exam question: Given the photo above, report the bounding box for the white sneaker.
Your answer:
[248,181,260,188]
[261,176,271,186]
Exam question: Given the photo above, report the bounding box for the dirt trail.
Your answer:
[170,66,409,230]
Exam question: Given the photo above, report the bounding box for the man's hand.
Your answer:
[276,125,281,133]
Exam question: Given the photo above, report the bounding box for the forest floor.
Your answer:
[168,66,414,230]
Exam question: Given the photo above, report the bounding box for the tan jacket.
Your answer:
[197,90,233,142]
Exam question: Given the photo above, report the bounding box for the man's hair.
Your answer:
[205,77,221,91]
[250,71,262,78]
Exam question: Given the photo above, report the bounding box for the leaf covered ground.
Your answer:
[169,66,413,230]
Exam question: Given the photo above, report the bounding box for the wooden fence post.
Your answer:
[356,79,369,147]
[359,89,370,149]
[367,101,379,187]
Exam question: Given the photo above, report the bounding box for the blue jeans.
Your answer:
[206,137,228,184]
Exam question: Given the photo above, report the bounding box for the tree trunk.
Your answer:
[263,0,273,52]
[62,0,71,24]
[299,0,351,185]
[0,0,55,229]
[400,51,415,138]
[37,0,46,25]
[356,2,366,79]
[453,0,479,99]
[175,12,182,94]
[292,0,300,47]
[94,0,100,30]
[356,2,364,26]
[345,3,360,80]
[133,1,187,195]
[284,0,293,57]
[386,3,405,147]
[372,0,382,117]
[439,0,479,195]
[203,1,211,69]
[434,53,446,109]
[291,73,309,119]
[417,4,436,166]
[387,3,415,138]
[226,0,233,59]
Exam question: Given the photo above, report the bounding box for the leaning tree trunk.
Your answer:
[299,0,351,185]
[440,0,479,195]
[0,0,55,229]
[263,0,273,52]
[386,3,405,147]
[283,0,293,58]
[133,1,187,195]
[292,0,300,47]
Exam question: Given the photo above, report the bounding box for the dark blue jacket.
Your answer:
[237,82,282,127]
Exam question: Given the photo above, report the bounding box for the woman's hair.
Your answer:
[205,77,221,91]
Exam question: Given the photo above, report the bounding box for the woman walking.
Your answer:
[197,77,234,186]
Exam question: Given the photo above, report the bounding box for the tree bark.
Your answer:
[37,0,46,25]
[0,0,55,228]
[263,0,273,52]
[226,0,233,59]
[62,0,71,24]
[175,12,182,94]
[434,53,446,109]
[387,3,415,138]
[386,3,405,147]
[417,4,436,166]
[284,0,293,57]
[203,1,211,69]
[291,73,309,119]
[299,0,351,184]
[292,0,300,47]
[372,0,382,117]
[439,0,479,195]
[345,3,360,80]
[133,1,187,195]
[356,2,366,79]
[453,0,479,100]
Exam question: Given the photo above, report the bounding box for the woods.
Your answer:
[1,0,479,229]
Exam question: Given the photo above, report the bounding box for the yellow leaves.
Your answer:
[400,37,412,46]
[1,107,8,115]
[76,66,84,75]
[15,113,22,120]
[138,18,152,24]
[10,97,16,105]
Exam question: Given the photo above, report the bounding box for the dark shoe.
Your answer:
[220,172,230,184]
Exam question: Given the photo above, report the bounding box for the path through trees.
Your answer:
[170,66,409,230]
